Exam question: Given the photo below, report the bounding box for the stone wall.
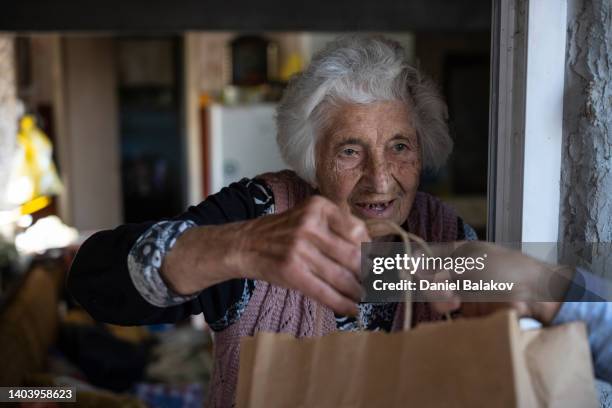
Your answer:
[560,0,612,273]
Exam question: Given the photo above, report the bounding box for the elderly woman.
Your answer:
[68,36,476,406]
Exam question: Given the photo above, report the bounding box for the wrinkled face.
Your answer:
[315,100,421,226]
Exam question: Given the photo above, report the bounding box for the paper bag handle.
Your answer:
[365,220,450,331]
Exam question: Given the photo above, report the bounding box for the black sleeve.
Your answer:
[67,179,271,326]
[457,218,466,240]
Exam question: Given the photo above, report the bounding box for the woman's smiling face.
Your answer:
[315,100,422,226]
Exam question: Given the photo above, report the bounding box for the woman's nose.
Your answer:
[366,156,392,193]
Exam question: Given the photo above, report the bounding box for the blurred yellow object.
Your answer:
[280,53,304,82]
[20,196,51,215]
[63,309,151,344]
[5,115,63,210]
[62,308,96,326]
[105,324,152,345]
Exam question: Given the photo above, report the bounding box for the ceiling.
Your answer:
[0,0,491,32]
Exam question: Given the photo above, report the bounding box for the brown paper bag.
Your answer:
[236,310,597,408]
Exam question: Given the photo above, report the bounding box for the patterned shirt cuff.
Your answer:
[128,220,199,307]
[463,222,478,241]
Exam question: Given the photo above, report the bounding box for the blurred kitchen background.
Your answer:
[0,1,491,404]
[6,31,489,228]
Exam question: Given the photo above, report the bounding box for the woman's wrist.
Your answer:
[161,223,247,295]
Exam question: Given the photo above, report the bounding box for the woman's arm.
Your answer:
[68,177,368,326]
[160,194,368,316]
[67,179,269,325]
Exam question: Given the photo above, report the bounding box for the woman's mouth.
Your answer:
[353,199,396,218]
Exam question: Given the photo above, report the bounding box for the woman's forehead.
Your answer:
[323,100,417,141]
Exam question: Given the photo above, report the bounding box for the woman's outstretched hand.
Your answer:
[162,196,369,316]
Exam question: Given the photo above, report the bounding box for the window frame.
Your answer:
[487,0,567,249]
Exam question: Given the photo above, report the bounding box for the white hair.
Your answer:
[276,35,453,186]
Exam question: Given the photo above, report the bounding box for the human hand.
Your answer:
[425,241,571,325]
[230,195,370,316]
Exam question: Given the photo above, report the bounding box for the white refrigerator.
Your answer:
[208,103,288,194]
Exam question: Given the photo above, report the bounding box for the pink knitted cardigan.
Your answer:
[206,170,459,407]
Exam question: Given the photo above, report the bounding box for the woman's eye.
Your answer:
[393,143,409,152]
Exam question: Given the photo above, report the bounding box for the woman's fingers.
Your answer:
[260,236,362,310]
[294,197,367,279]
[288,240,362,301]
[325,203,370,245]
[293,266,359,316]
[247,196,369,315]
[321,202,369,278]
[305,227,362,278]
[256,249,359,314]
[299,240,363,302]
